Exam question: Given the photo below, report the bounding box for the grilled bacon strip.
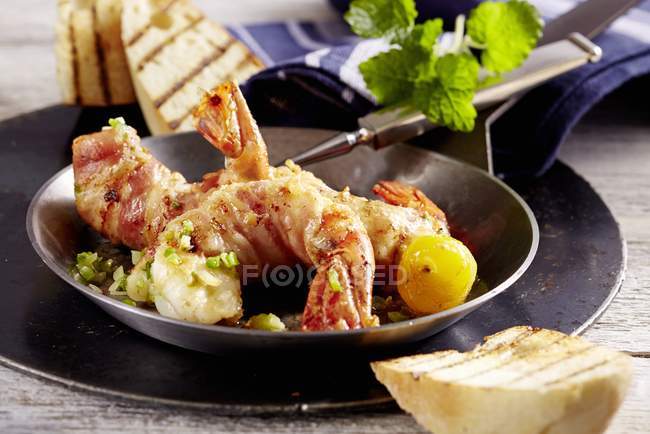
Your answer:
[72,125,202,250]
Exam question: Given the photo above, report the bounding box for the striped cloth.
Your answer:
[232,0,650,178]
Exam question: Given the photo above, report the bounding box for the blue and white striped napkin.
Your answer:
[232,0,650,178]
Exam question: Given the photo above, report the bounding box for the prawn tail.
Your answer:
[372,180,448,226]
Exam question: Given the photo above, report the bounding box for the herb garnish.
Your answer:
[345,0,542,132]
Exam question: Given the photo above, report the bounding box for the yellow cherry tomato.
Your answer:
[397,235,477,315]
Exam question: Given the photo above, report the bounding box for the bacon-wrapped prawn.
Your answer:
[127,173,378,330]
[73,118,378,330]
[192,82,476,318]
[72,120,204,250]
[193,81,450,266]
[71,82,469,330]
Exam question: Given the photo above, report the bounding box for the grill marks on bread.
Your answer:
[152,37,237,109]
[92,4,111,104]
[371,326,633,434]
[68,13,81,104]
[56,0,136,106]
[376,327,627,388]
[166,52,262,130]
[56,0,261,113]
[122,0,265,135]
[135,14,205,72]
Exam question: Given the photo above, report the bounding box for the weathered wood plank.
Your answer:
[1,357,648,434]
[0,365,422,434]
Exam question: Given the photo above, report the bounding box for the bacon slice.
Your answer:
[72,125,200,249]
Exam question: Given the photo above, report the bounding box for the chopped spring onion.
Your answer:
[164,231,175,242]
[225,251,239,268]
[171,200,181,209]
[108,117,126,129]
[113,266,125,282]
[107,117,129,142]
[122,298,137,307]
[131,250,143,265]
[327,269,343,293]
[247,313,286,332]
[181,219,194,235]
[167,254,182,265]
[72,271,84,283]
[206,256,221,269]
[206,252,239,269]
[219,253,230,267]
[108,266,128,294]
[228,252,239,267]
[144,260,153,280]
[76,252,98,267]
[77,265,96,281]
[108,278,126,295]
[220,251,238,268]
[179,234,192,251]
[164,248,182,265]
[72,250,130,294]
[387,311,410,323]
[88,284,102,293]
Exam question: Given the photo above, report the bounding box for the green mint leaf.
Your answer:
[345,0,417,39]
[349,0,541,134]
[466,0,542,73]
[360,18,443,105]
[359,48,421,106]
[396,18,442,49]
[399,19,443,80]
[414,53,479,132]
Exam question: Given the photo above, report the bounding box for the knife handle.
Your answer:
[285,129,373,166]
[359,33,602,150]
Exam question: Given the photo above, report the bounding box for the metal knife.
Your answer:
[288,0,641,167]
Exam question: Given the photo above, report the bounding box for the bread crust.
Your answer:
[372,326,633,434]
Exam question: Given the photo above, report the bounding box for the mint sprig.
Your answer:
[467,0,543,73]
[346,0,542,132]
[357,18,444,107]
[414,53,479,132]
[344,0,417,39]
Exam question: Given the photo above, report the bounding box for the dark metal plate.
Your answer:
[0,106,624,414]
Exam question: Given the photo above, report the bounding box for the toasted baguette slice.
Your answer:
[55,0,136,106]
[122,0,265,135]
[372,326,632,434]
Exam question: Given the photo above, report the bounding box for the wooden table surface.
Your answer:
[1,1,648,433]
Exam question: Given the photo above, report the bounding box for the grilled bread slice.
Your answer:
[55,0,136,106]
[122,0,265,135]
[372,326,632,434]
